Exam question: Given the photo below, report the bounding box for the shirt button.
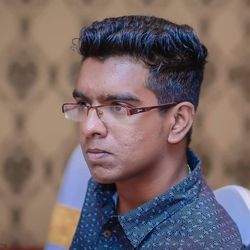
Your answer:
[102,230,112,238]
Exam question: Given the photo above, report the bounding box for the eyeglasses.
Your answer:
[62,102,178,122]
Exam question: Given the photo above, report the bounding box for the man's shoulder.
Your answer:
[148,180,242,249]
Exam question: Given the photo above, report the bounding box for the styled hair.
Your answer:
[76,15,208,144]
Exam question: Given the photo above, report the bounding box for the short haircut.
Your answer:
[76,15,208,144]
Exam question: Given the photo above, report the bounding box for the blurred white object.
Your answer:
[214,185,250,246]
[45,145,90,250]
[56,145,90,210]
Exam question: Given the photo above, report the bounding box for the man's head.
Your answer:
[67,16,207,184]
[78,16,207,108]
[75,15,207,145]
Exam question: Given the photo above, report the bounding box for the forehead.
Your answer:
[76,56,154,102]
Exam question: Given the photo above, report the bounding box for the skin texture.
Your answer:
[75,56,195,214]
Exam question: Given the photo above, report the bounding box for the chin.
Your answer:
[90,168,117,184]
[92,175,116,184]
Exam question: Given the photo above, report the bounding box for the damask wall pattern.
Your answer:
[0,0,249,247]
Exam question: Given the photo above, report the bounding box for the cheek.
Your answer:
[115,125,144,144]
[113,125,163,160]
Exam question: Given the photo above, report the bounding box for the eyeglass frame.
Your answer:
[62,101,179,121]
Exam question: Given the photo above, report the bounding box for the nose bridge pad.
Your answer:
[87,106,103,122]
[86,106,91,117]
[82,106,107,136]
[96,107,103,119]
[86,106,97,117]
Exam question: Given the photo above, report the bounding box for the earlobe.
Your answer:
[167,102,195,144]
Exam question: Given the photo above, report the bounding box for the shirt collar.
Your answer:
[92,149,202,248]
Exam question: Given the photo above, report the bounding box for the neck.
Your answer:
[116,146,189,214]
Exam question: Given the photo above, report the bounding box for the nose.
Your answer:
[80,107,108,139]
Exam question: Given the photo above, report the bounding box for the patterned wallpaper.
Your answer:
[0,0,249,247]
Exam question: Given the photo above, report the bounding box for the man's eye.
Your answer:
[77,102,88,110]
[109,105,126,114]
[113,105,123,112]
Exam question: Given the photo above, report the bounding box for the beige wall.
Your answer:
[0,0,249,247]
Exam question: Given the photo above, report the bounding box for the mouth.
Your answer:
[86,148,112,161]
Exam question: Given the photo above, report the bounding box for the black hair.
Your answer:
[76,15,208,145]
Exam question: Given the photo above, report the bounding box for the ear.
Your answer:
[167,102,195,144]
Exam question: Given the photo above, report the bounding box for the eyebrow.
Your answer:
[72,89,91,103]
[103,93,141,103]
[72,89,141,104]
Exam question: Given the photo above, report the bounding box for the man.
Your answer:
[62,16,243,249]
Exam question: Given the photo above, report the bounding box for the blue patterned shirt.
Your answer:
[70,150,243,249]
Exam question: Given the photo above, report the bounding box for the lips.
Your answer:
[86,148,111,161]
[87,148,109,153]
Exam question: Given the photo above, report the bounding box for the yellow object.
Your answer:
[47,204,80,248]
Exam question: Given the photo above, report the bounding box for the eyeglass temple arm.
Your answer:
[127,103,177,115]
[127,107,152,115]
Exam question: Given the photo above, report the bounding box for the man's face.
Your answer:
[75,56,171,184]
